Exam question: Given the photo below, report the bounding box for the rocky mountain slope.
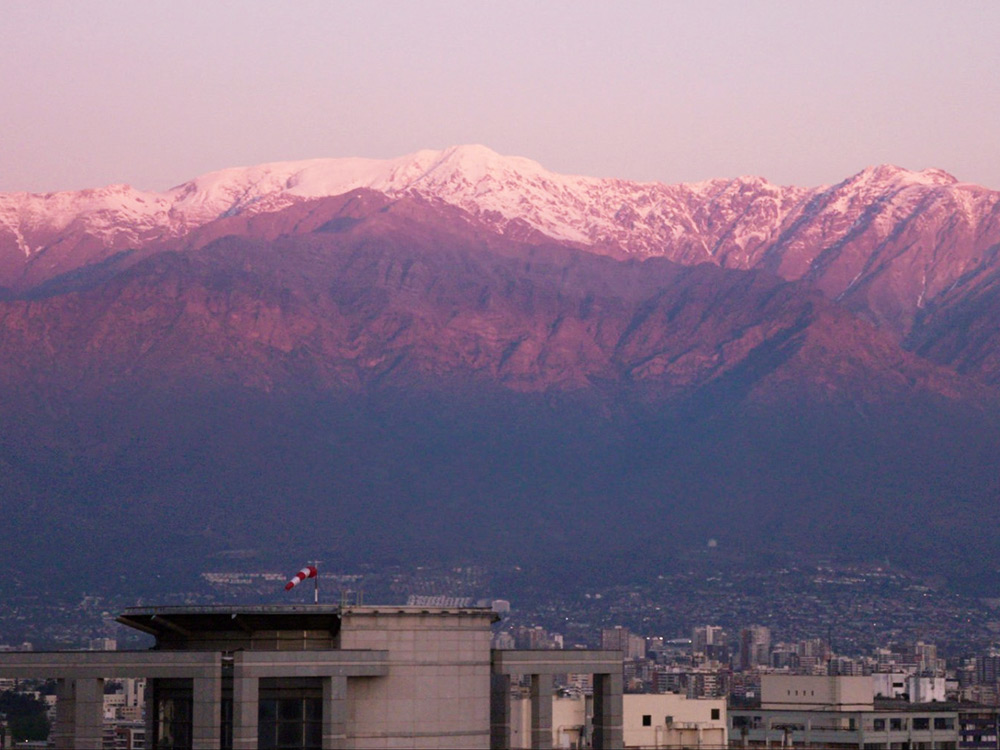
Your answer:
[0,191,970,404]
[1,149,999,595]
[3,145,998,380]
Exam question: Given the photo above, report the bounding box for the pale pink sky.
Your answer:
[2,1,998,192]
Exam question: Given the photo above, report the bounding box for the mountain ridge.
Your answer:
[2,173,1000,594]
[0,191,969,401]
[2,147,998,376]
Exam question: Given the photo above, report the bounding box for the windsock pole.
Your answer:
[312,561,319,604]
[284,562,323,603]
[284,565,318,597]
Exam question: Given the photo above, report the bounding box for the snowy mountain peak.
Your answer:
[1,147,996,329]
[420,144,553,181]
[847,164,959,189]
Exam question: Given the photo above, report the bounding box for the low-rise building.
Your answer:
[510,692,726,749]
[730,675,992,750]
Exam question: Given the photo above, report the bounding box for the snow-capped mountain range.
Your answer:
[4,147,1000,589]
[2,144,999,347]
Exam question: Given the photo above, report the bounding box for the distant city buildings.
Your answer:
[739,626,771,672]
[7,558,1000,748]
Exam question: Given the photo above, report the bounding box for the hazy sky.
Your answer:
[2,1,998,192]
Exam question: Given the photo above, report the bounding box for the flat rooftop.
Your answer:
[117,604,499,639]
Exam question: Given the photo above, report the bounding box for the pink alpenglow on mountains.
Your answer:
[2,145,997,338]
[3,148,1000,590]
[1,145,999,387]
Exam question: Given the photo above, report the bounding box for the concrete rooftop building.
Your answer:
[0,604,624,750]
[730,675,999,750]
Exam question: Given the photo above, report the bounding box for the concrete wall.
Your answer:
[511,693,726,749]
[730,707,961,748]
[873,671,908,699]
[908,676,947,703]
[623,694,726,749]
[762,674,873,711]
[510,695,587,749]
[339,608,494,749]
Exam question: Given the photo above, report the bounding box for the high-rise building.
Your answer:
[627,633,646,661]
[692,625,724,654]
[915,641,940,674]
[602,626,631,653]
[739,626,771,671]
[977,653,1000,685]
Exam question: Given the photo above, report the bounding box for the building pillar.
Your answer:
[323,675,347,750]
[530,674,553,750]
[592,672,623,750]
[232,671,259,750]
[75,677,105,750]
[145,680,157,749]
[53,677,105,750]
[52,678,76,749]
[490,673,512,750]
[322,674,347,750]
[192,674,222,749]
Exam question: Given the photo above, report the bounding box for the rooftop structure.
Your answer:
[732,675,1000,750]
[0,604,624,750]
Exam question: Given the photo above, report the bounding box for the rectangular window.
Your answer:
[712,708,721,720]
[258,677,322,750]
[874,719,886,731]
[155,679,193,750]
[891,719,905,731]
[934,718,954,730]
[642,715,652,727]
[914,718,930,731]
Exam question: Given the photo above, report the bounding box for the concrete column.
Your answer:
[232,672,259,750]
[490,673,512,750]
[72,677,106,750]
[592,672,623,750]
[52,677,105,749]
[145,680,157,749]
[322,674,347,750]
[530,674,553,750]
[52,678,76,749]
[192,673,222,749]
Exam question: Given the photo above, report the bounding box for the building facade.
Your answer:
[730,675,997,750]
[509,692,726,750]
[0,604,624,750]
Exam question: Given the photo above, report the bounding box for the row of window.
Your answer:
[641,708,721,727]
[871,718,956,731]
[732,716,957,732]
[154,678,323,750]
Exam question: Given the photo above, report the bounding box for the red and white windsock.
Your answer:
[284,565,318,591]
